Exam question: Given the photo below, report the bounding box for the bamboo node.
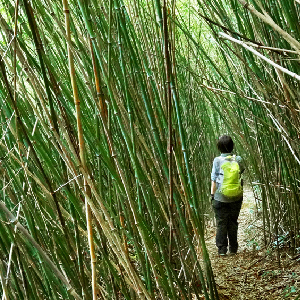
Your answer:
[63,9,70,13]
[10,218,18,226]
[67,287,75,294]
[243,1,249,9]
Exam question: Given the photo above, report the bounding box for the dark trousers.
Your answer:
[212,199,242,254]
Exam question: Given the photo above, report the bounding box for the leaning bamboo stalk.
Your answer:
[162,0,174,263]
[219,32,300,81]
[237,0,300,54]
[13,0,20,156]
[243,42,298,55]
[61,0,97,298]
[2,204,21,300]
[108,0,113,81]
[89,39,107,123]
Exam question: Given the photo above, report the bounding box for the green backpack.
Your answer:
[219,155,242,198]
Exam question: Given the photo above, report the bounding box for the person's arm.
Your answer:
[236,156,245,174]
[211,158,218,201]
[236,156,245,186]
[211,181,217,195]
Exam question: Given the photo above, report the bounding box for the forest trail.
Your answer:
[204,188,300,300]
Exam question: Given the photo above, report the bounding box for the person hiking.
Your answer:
[210,135,245,256]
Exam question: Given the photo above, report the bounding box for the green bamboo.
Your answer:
[0,0,299,298]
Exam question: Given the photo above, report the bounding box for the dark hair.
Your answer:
[217,135,234,153]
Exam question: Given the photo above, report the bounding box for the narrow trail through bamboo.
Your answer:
[0,0,299,299]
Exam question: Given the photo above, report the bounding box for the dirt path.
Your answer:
[205,187,300,300]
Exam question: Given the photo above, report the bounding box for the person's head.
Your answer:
[217,135,234,153]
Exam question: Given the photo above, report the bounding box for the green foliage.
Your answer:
[0,0,299,299]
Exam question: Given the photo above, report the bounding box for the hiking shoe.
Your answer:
[219,253,227,256]
[218,247,227,256]
[228,252,237,256]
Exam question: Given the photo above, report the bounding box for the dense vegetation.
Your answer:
[0,0,299,299]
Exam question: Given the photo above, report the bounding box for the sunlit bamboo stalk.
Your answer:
[61,0,97,298]
[219,32,300,81]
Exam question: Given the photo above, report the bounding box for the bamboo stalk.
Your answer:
[237,0,300,54]
[1,0,299,298]
[219,32,300,81]
[61,0,97,299]
[162,0,174,264]
[2,204,21,300]
[243,42,298,55]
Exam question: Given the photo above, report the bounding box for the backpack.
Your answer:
[219,155,242,198]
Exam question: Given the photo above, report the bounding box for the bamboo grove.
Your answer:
[0,0,299,299]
